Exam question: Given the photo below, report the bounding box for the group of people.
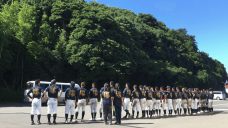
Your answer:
[27,79,214,125]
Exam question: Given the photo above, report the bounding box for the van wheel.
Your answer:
[216,97,220,100]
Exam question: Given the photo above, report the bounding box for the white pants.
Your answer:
[90,98,97,113]
[176,98,182,109]
[146,100,153,110]
[168,99,173,110]
[182,99,188,109]
[162,100,168,110]
[123,98,131,110]
[173,99,177,110]
[132,99,141,111]
[140,98,147,110]
[208,99,213,108]
[76,99,86,112]
[47,98,58,114]
[187,99,192,108]
[65,100,75,115]
[152,99,156,110]
[31,98,41,115]
[192,99,199,109]
[155,100,161,110]
[99,98,103,113]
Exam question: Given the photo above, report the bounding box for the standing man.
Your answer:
[27,80,43,125]
[187,88,193,115]
[113,83,122,125]
[208,89,214,112]
[166,86,173,116]
[145,86,153,118]
[89,82,99,121]
[154,87,161,117]
[181,88,188,115]
[102,83,113,125]
[131,84,141,118]
[122,83,131,119]
[172,87,177,115]
[139,85,147,118]
[64,81,78,123]
[176,87,182,115]
[75,82,88,122]
[99,84,105,120]
[44,79,61,125]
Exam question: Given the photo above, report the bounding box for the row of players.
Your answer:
[27,79,214,125]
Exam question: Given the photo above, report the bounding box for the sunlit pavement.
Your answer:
[0,100,228,128]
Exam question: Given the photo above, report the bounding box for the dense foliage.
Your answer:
[0,0,227,96]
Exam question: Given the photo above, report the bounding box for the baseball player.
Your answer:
[89,82,99,121]
[99,84,105,120]
[139,85,147,118]
[187,88,193,115]
[64,81,78,123]
[113,83,122,125]
[102,83,113,125]
[166,86,173,116]
[155,87,161,117]
[162,92,168,116]
[122,83,131,119]
[176,87,182,115]
[145,86,153,118]
[44,79,61,125]
[151,87,157,117]
[131,84,141,118]
[75,82,88,122]
[27,80,43,125]
[192,88,199,115]
[181,88,188,115]
[207,89,214,112]
[172,87,177,115]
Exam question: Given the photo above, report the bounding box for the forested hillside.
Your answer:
[0,0,227,101]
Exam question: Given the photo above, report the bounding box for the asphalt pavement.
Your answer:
[0,100,228,128]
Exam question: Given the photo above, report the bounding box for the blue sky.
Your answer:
[87,0,228,72]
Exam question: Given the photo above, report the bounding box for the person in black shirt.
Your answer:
[122,83,131,119]
[131,84,141,118]
[172,87,177,115]
[181,88,188,115]
[139,85,147,118]
[207,89,214,112]
[166,86,173,116]
[64,81,78,123]
[113,83,122,125]
[75,82,88,122]
[176,87,182,115]
[99,85,105,120]
[89,82,99,121]
[187,88,193,115]
[44,79,61,125]
[146,86,153,118]
[27,79,43,125]
[102,83,114,125]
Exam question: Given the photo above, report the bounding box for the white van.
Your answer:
[213,91,226,100]
[24,81,80,104]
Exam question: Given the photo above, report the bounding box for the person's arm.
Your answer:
[58,87,62,98]
[65,89,68,101]
[43,87,48,98]
[27,89,33,99]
